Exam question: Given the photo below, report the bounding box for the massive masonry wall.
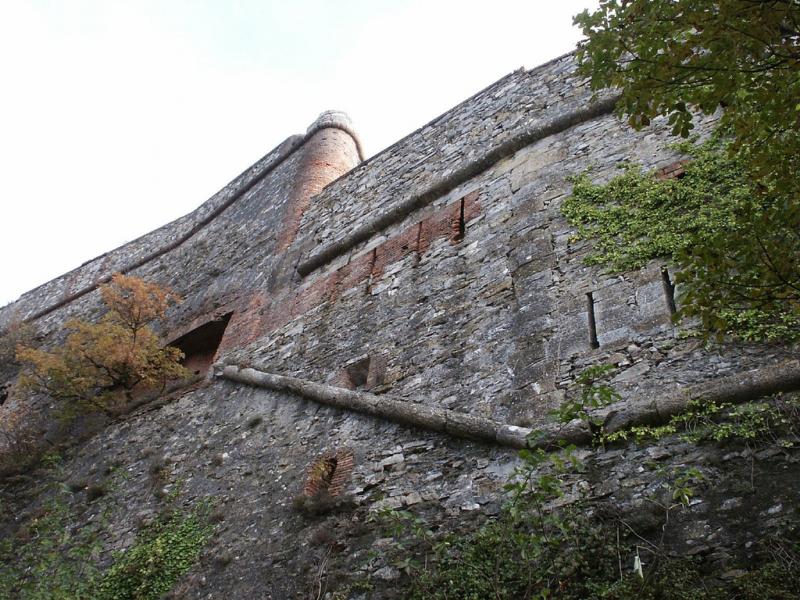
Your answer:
[216,53,788,428]
[0,111,361,340]
[2,49,791,458]
[1,53,796,598]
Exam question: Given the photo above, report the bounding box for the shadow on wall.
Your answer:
[169,313,233,377]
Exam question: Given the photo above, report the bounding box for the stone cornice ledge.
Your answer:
[218,359,800,450]
[296,92,621,278]
[218,364,533,448]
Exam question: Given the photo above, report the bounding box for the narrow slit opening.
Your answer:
[365,248,378,296]
[587,292,599,349]
[452,197,466,242]
[414,222,423,263]
[661,267,677,316]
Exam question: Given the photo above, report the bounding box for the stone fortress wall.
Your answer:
[4,52,784,422]
[1,52,797,598]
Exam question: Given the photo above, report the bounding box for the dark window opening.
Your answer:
[302,449,354,498]
[169,312,232,377]
[303,456,338,496]
[587,292,600,349]
[345,357,371,389]
[341,354,387,391]
[661,267,677,316]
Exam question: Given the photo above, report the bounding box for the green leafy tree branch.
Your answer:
[572,1,800,342]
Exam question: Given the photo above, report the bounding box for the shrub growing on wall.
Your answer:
[16,273,188,417]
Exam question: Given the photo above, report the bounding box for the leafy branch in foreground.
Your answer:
[574,0,800,197]
[16,274,188,417]
[572,1,800,343]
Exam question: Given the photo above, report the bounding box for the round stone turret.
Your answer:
[275,110,363,252]
[306,110,364,161]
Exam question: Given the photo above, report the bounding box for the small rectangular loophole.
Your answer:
[587,292,599,349]
[661,267,677,316]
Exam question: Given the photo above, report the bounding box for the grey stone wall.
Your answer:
[226,98,787,430]
[1,51,796,600]
[2,377,796,598]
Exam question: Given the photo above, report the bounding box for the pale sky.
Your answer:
[0,0,598,306]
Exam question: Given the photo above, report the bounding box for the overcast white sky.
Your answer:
[0,0,598,306]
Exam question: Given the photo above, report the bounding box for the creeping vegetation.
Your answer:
[573,3,800,339]
[562,137,800,342]
[95,502,215,600]
[604,395,800,448]
[0,481,215,600]
[362,373,800,600]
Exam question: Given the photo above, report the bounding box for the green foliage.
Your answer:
[367,370,608,597]
[598,552,800,600]
[552,363,621,429]
[398,512,800,600]
[367,507,433,576]
[0,493,104,600]
[408,525,797,599]
[371,368,800,599]
[563,138,739,273]
[95,502,215,600]
[574,0,800,197]
[409,507,616,600]
[604,396,799,447]
[329,577,374,600]
[562,136,800,341]
[0,479,215,600]
[573,1,800,343]
[669,466,706,508]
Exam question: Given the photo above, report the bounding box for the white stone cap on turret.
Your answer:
[306,110,365,161]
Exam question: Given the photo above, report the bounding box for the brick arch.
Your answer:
[302,448,354,497]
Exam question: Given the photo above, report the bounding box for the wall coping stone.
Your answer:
[218,359,800,450]
[296,93,620,277]
[4,112,362,327]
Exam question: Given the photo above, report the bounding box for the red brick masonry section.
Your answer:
[220,191,482,351]
[303,449,355,497]
[656,159,689,180]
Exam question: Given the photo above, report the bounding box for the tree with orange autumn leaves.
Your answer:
[16,274,188,417]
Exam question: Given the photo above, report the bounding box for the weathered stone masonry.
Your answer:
[1,52,798,598]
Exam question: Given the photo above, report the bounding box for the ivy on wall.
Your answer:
[561,135,800,342]
[0,472,215,600]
